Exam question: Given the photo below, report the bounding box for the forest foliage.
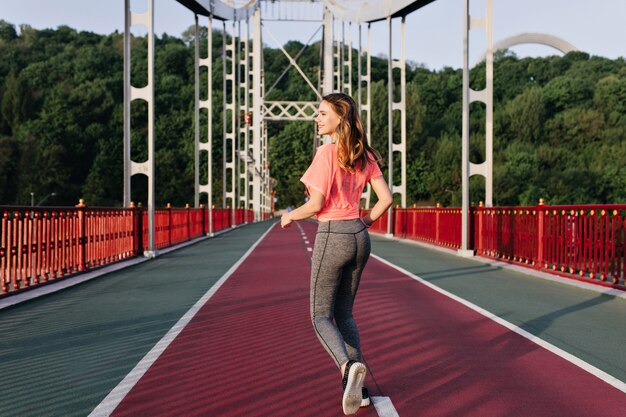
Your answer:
[0,20,625,208]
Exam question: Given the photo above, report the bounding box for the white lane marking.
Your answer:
[88,222,279,417]
[307,247,312,252]
[372,253,626,395]
[372,396,400,417]
[304,240,310,244]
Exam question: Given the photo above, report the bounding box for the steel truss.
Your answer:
[263,101,318,121]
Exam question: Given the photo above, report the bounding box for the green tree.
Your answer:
[0,135,18,203]
[504,86,544,143]
[1,71,32,134]
[0,20,17,42]
[545,108,604,147]
[594,75,626,127]
[542,75,593,116]
[2,22,626,208]
[268,122,316,208]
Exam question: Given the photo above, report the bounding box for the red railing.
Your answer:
[5,200,622,296]
[1,204,271,297]
[362,210,389,234]
[475,206,538,265]
[84,207,137,268]
[363,206,463,249]
[1,205,137,295]
[362,203,626,290]
[473,204,626,288]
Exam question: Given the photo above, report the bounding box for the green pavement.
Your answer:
[0,221,275,417]
[369,234,626,384]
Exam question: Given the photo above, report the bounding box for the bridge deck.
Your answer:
[0,220,624,416]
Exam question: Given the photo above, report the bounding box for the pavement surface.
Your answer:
[1,219,625,416]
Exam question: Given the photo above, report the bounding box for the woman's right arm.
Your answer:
[362,176,393,227]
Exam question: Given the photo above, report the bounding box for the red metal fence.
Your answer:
[4,200,623,297]
[475,204,626,289]
[1,204,268,297]
[363,203,626,290]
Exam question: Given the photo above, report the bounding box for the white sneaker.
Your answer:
[342,361,367,415]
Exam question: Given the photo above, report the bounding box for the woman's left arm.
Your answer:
[281,189,325,228]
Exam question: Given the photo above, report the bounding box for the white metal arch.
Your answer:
[475,32,579,64]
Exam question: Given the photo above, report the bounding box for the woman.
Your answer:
[281,93,393,415]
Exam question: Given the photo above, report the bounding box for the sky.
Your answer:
[0,0,624,70]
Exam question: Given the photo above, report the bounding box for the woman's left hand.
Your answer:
[281,213,293,228]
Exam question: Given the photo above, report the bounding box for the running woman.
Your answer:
[280,93,393,415]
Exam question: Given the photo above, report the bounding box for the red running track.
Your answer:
[111,220,626,417]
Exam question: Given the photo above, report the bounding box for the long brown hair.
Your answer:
[322,93,383,173]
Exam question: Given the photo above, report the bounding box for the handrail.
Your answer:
[1,205,268,297]
[3,201,623,297]
[362,204,626,291]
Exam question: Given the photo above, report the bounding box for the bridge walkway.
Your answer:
[0,220,624,416]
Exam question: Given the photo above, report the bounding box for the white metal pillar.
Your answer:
[195,13,214,235]
[460,0,493,256]
[252,7,264,220]
[334,21,342,97]
[237,20,250,216]
[245,18,254,214]
[341,22,352,95]
[223,22,237,224]
[322,6,334,95]
[386,16,393,235]
[124,0,156,257]
[359,23,373,209]
[386,16,407,235]
[262,122,272,213]
[398,17,407,210]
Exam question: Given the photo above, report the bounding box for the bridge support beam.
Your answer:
[322,6,334,96]
[237,20,251,219]
[195,12,214,235]
[387,16,407,235]
[359,23,373,209]
[341,22,352,96]
[460,0,494,256]
[223,22,237,225]
[251,7,265,221]
[124,0,157,257]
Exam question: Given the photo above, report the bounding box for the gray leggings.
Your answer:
[310,218,371,368]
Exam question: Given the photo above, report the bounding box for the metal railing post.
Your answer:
[75,199,86,272]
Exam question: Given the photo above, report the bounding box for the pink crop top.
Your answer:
[300,143,383,221]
